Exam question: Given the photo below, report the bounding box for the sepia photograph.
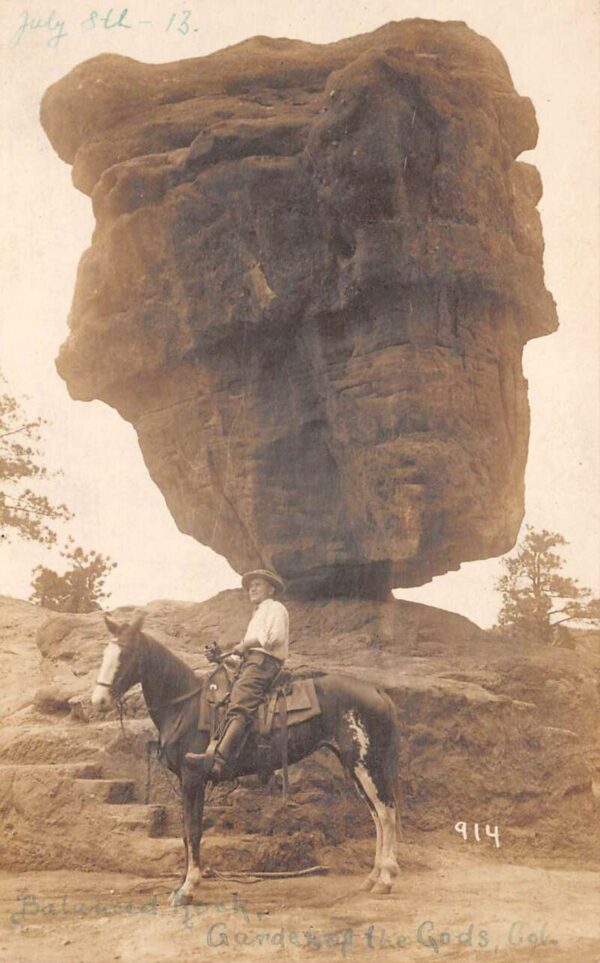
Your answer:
[1,1,599,960]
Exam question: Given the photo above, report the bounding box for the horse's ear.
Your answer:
[104,615,120,636]
[131,612,146,635]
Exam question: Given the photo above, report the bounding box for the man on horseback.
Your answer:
[185,568,288,780]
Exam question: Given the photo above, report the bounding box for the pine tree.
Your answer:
[0,381,71,545]
[496,527,600,645]
[30,542,117,613]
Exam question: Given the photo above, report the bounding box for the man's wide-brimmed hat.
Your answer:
[241,569,286,597]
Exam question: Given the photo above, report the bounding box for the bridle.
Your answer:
[94,678,127,734]
[94,667,203,710]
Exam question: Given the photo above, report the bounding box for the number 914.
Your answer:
[455,821,500,848]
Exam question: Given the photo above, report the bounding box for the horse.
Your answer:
[91,613,400,905]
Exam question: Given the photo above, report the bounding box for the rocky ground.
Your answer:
[2,853,600,963]
[0,593,599,961]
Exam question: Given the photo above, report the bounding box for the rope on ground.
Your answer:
[323,884,369,906]
[201,865,329,884]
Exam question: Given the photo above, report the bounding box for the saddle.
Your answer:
[195,662,321,792]
[197,662,321,737]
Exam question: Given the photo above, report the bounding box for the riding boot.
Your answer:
[210,715,248,780]
[185,715,248,780]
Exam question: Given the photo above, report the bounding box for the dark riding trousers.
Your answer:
[228,651,283,721]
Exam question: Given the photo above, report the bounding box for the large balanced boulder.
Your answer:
[41,20,557,597]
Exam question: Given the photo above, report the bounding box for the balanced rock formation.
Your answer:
[41,20,557,597]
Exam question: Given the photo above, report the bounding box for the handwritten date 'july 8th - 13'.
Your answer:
[11,9,199,48]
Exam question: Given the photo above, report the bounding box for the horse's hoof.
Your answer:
[169,889,189,907]
[359,876,377,892]
[371,881,392,895]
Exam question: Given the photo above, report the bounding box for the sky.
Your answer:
[0,0,598,627]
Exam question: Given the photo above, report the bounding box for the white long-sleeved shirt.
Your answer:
[241,598,289,662]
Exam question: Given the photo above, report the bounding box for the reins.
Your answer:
[145,683,203,712]
[116,697,127,735]
[145,739,183,802]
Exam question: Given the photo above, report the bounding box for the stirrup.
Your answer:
[208,752,230,780]
[184,750,212,769]
[183,752,230,783]
[192,750,232,783]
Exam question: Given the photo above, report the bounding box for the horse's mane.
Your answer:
[139,631,202,700]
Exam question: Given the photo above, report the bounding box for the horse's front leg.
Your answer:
[170,767,205,906]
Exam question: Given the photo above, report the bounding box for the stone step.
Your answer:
[0,718,152,764]
[0,761,103,779]
[73,778,135,804]
[106,803,167,837]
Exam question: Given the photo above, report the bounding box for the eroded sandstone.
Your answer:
[41,20,557,596]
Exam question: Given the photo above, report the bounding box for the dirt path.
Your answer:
[1,844,599,963]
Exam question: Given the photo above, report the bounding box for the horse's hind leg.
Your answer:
[352,763,398,894]
[350,772,383,891]
[371,795,398,895]
[170,768,205,906]
[340,710,399,895]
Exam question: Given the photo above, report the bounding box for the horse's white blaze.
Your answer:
[345,709,398,890]
[91,642,121,706]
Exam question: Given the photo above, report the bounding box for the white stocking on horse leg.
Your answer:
[359,803,383,891]
[345,710,398,895]
[170,774,205,906]
[373,803,398,894]
[353,763,398,894]
[171,864,201,905]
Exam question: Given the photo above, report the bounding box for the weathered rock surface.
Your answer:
[0,596,45,718]
[41,20,557,597]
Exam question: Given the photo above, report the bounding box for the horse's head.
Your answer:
[91,613,146,709]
